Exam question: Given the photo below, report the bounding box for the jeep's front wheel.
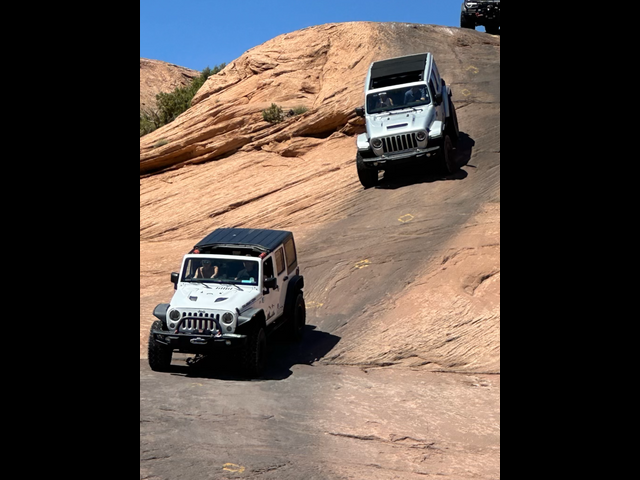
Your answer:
[485,23,500,35]
[441,135,459,174]
[148,320,173,372]
[287,293,306,342]
[242,326,267,378]
[448,96,460,145]
[356,151,378,188]
[460,13,475,29]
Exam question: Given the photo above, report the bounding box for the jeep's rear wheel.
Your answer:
[287,293,306,342]
[441,135,459,174]
[242,326,267,378]
[356,151,378,189]
[148,320,173,372]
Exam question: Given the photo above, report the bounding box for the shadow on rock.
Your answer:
[376,131,474,190]
[165,325,341,381]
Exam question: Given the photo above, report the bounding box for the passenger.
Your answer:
[376,92,394,109]
[194,259,218,278]
[235,260,258,281]
[404,85,427,104]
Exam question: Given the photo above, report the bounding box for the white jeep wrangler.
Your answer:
[354,52,460,188]
[148,228,306,377]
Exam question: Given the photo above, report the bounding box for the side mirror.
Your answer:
[354,106,365,117]
[434,92,442,105]
[264,277,277,289]
[171,272,179,287]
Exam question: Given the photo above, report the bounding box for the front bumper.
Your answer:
[463,7,500,23]
[361,145,440,167]
[150,328,247,352]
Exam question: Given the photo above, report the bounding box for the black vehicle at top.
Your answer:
[460,1,500,35]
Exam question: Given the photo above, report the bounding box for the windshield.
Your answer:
[366,84,430,114]
[181,256,260,286]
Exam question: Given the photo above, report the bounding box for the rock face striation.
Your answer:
[140,22,498,176]
[139,21,500,374]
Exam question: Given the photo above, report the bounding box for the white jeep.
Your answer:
[354,52,460,188]
[148,228,306,377]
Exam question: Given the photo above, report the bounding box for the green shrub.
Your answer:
[262,104,309,124]
[140,63,226,137]
[262,103,284,124]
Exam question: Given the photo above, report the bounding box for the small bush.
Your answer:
[262,104,309,124]
[262,103,284,124]
[140,63,226,137]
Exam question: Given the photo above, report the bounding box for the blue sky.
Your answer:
[140,0,481,72]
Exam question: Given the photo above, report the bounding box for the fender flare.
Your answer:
[284,275,305,311]
[153,303,170,324]
[236,308,266,334]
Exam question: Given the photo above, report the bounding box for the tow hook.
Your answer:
[186,354,207,366]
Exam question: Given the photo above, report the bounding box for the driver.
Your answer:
[194,259,218,278]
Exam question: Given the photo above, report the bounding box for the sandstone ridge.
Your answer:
[140,22,498,176]
[139,21,500,375]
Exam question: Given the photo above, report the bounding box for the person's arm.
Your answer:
[212,266,219,278]
[194,267,201,278]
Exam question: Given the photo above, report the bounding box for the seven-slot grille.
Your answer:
[382,133,418,153]
[179,313,220,334]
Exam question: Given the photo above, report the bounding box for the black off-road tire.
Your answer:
[241,326,267,378]
[148,320,173,372]
[286,293,306,342]
[460,13,475,29]
[441,135,459,174]
[356,150,378,189]
[486,24,500,35]
[448,96,460,145]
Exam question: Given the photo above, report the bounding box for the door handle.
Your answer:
[283,276,289,281]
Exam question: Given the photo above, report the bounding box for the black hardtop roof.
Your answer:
[370,53,428,80]
[193,228,293,253]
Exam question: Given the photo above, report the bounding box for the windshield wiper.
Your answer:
[231,283,244,291]
[388,106,423,114]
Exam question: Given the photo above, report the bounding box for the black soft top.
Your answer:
[191,228,293,254]
[369,53,428,89]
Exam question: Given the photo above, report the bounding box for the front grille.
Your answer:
[382,133,418,153]
[179,314,220,334]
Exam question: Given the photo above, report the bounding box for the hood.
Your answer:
[366,106,435,139]
[170,283,260,312]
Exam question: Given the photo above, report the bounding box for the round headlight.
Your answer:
[371,138,383,149]
[222,312,234,324]
[416,131,426,141]
[169,309,181,321]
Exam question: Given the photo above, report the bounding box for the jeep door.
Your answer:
[428,71,446,124]
[272,246,289,318]
[261,254,279,325]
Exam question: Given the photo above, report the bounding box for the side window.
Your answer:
[431,62,441,88]
[283,237,297,273]
[275,247,285,275]
[429,76,438,100]
[263,257,274,278]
